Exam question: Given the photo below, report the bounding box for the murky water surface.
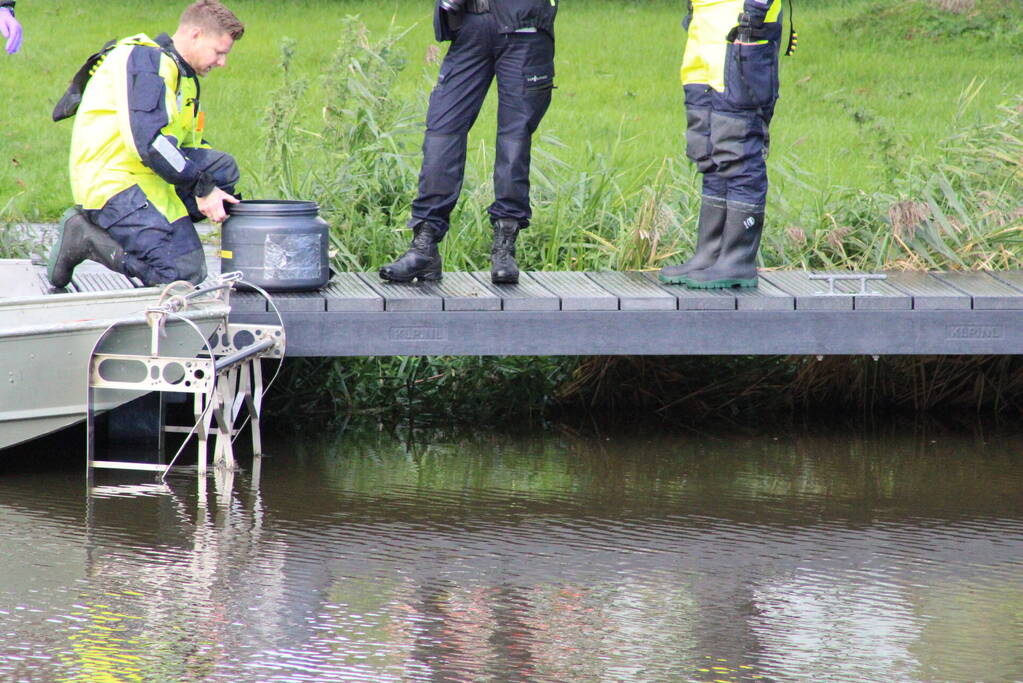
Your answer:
[1,426,1022,682]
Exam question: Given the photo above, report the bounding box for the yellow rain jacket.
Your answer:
[69,33,209,223]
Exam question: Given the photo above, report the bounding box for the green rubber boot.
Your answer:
[684,203,763,289]
[658,195,727,285]
[47,206,126,289]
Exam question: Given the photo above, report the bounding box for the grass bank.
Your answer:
[2,0,1021,222]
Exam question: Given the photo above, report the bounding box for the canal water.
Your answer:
[1,425,1022,682]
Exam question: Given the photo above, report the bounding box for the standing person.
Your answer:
[47,0,244,289]
[0,0,22,55]
[379,0,558,285]
[659,0,783,289]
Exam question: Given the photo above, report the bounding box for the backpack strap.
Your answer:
[52,39,118,122]
[52,36,193,122]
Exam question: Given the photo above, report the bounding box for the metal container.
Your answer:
[220,200,330,292]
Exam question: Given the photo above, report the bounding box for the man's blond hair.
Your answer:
[180,0,245,40]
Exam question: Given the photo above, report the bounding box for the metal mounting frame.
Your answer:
[180,322,283,475]
[87,280,285,479]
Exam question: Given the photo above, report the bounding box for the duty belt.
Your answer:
[465,0,491,14]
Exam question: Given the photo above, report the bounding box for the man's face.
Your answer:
[185,29,234,77]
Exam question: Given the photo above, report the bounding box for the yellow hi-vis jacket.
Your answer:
[681,0,782,92]
[69,33,208,221]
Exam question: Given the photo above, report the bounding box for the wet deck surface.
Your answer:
[8,260,1023,356]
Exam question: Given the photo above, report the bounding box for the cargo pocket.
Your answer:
[95,185,152,230]
[723,42,778,110]
[524,68,554,94]
[523,33,556,95]
[709,111,752,178]
[685,106,713,172]
[520,34,555,130]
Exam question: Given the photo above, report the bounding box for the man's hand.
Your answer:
[196,187,239,223]
[0,8,22,55]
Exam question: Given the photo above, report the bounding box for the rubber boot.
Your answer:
[684,203,764,289]
[659,195,727,284]
[47,206,126,289]
[379,222,443,282]
[491,219,521,284]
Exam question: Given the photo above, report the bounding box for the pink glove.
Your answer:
[0,9,22,55]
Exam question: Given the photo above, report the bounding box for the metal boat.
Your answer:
[0,259,230,450]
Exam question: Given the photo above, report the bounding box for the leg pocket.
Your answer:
[685,106,713,172]
[519,34,555,132]
[94,185,151,230]
[523,33,555,95]
[724,42,778,110]
[709,111,754,178]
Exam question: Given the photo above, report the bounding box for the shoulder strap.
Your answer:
[52,37,192,122]
[784,0,799,56]
[154,35,200,116]
[52,39,118,122]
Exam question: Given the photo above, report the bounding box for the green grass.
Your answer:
[2,0,1021,222]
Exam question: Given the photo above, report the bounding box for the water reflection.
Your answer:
[0,427,1021,681]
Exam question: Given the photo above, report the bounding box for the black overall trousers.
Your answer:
[410,0,556,238]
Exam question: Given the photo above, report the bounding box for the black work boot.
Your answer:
[46,206,126,289]
[379,222,443,282]
[684,202,764,289]
[659,195,727,284]
[491,218,521,284]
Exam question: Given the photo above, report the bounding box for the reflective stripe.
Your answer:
[152,136,187,173]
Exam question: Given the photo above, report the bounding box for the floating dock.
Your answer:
[19,263,1023,357]
[227,270,1023,357]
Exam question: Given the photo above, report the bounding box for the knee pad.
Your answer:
[173,248,208,285]
[709,111,766,178]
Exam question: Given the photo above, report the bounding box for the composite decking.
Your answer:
[13,261,1023,357]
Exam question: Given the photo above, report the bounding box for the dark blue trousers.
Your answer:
[88,149,239,285]
[410,12,555,239]
[683,40,779,209]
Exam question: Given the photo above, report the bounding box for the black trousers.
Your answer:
[410,12,555,239]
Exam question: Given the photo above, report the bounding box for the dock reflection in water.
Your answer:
[1,427,1022,682]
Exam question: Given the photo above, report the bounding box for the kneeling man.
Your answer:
[48,0,244,288]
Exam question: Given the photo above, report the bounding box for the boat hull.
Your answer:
[1,286,228,450]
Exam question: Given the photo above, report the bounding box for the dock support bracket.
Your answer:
[86,281,285,479]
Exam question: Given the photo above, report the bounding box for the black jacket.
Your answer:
[434,0,557,42]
